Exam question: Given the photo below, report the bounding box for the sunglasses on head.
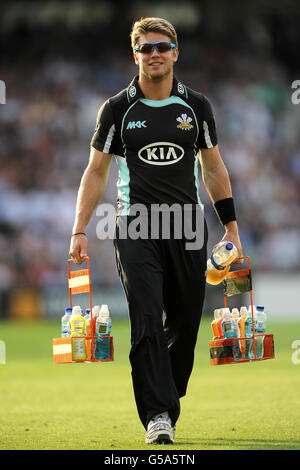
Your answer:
[134,42,176,54]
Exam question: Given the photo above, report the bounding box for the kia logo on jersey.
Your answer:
[138,142,184,165]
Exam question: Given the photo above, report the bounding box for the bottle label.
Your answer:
[255,321,265,333]
[72,319,84,333]
[223,321,232,332]
[98,323,108,334]
[62,320,70,336]
[72,337,86,360]
[210,255,226,271]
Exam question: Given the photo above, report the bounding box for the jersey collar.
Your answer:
[126,75,188,103]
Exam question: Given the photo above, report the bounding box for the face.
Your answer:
[133,32,179,82]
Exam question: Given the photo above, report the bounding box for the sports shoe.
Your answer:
[145,412,174,445]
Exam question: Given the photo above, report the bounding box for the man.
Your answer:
[69,17,242,445]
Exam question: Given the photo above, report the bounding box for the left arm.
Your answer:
[199,144,243,261]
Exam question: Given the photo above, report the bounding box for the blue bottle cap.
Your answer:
[85,308,90,314]
[257,305,264,311]
[225,242,233,250]
[66,307,72,314]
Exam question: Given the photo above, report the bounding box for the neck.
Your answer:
[138,72,173,100]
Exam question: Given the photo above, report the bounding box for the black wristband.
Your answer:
[213,197,237,225]
[71,232,86,237]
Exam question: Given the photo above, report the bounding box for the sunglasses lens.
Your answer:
[138,43,173,54]
[157,43,171,52]
[139,44,154,54]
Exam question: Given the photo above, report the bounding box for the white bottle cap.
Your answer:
[100,304,109,317]
[72,306,82,315]
[92,305,101,316]
[213,309,220,319]
[240,306,248,316]
[222,308,231,318]
[232,308,240,317]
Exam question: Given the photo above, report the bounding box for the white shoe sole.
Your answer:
[146,431,174,445]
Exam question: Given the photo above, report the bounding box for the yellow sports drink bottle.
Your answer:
[69,305,86,361]
[237,306,248,357]
[206,241,238,285]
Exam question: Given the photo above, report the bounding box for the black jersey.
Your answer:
[91,75,217,215]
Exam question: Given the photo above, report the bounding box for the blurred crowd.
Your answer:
[0,43,300,297]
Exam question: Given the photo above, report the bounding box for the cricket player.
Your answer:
[69,17,242,444]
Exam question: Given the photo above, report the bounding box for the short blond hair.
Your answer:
[130,17,178,50]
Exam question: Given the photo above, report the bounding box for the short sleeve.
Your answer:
[90,100,117,154]
[197,96,218,150]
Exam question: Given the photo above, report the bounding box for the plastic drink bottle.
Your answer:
[94,305,111,360]
[69,306,84,334]
[211,309,222,339]
[221,308,241,360]
[206,241,238,285]
[221,308,235,338]
[244,310,254,360]
[91,305,101,336]
[247,305,257,358]
[231,308,242,360]
[221,307,240,362]
[84,308,92,360]
[83,309,90,335]
[217,308,224,338]
[61,307,72,337]
[95,305,112,335]
[69,305,86,361]
[231,308,240,340]
[231,308,240,334]
[237,306,248,357]
[254,305,266,358]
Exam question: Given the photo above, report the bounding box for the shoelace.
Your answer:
[148,416,172,433]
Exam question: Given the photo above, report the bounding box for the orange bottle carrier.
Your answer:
[209,256,275,365]
[52,256,114,364]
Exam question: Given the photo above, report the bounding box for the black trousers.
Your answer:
[113,215,208,429]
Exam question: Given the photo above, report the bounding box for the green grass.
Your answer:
[0,317,300,450]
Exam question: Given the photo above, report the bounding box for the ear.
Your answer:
[173,48,179,63]
[133,51,139,66]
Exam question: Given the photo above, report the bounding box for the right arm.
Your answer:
[69,146,112,264]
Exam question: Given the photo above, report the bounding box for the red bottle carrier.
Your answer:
[52,256,114,364]
[209,256,275,365]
